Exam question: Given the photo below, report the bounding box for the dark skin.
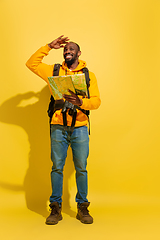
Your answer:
[63,90,82,106]
[63,42,81,70]
[48,35,83,106]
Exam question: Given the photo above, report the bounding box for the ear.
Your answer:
[78,51,81,57]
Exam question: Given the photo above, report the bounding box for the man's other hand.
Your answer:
[63,90,82,106]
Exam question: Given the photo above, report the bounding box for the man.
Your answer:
[26,35,101,225]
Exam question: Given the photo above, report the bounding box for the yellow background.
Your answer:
[0,0,160,239]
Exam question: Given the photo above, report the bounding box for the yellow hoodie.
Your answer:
[26,44,101,127]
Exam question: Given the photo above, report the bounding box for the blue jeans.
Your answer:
[50,124,89,205]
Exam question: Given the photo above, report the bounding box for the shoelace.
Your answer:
[50,206,59,215]
[81,206,89,216]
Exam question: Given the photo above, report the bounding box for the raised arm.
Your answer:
[26,35,69,82]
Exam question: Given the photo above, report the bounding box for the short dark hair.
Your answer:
[68,41,80,51]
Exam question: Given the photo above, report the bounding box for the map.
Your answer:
[48,73,88,100]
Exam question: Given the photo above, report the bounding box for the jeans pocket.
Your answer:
[73,126,89,143]
[50,125,64,142]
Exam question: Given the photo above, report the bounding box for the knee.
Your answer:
[74,159,87,173]
[51,159,65,173]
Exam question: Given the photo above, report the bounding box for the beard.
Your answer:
[65,57,75,66]
[64,52,78,66]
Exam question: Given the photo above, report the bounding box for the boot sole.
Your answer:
[45,215,63,225]
[76,214,93,224]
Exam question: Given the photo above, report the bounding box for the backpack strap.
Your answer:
[82,67,90,134]
[53,63,61,76]
[82,67,90,98]
[47,64,62,123]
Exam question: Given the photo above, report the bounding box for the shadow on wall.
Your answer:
[0,85,76,218]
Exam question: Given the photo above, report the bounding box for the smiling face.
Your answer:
[63,42,81,67]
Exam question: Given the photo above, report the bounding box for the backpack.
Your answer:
[47,64,90,135]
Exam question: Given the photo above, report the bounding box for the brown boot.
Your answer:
[76,202,93,224]
[45,202,62,225]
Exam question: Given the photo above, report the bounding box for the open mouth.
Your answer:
[65,54,73,59]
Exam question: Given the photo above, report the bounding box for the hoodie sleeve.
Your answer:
[80,71,101,110]
[26,44,53,83]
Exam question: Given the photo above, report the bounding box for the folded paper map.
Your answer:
[48,73,88,100]
[48,75,75,100]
